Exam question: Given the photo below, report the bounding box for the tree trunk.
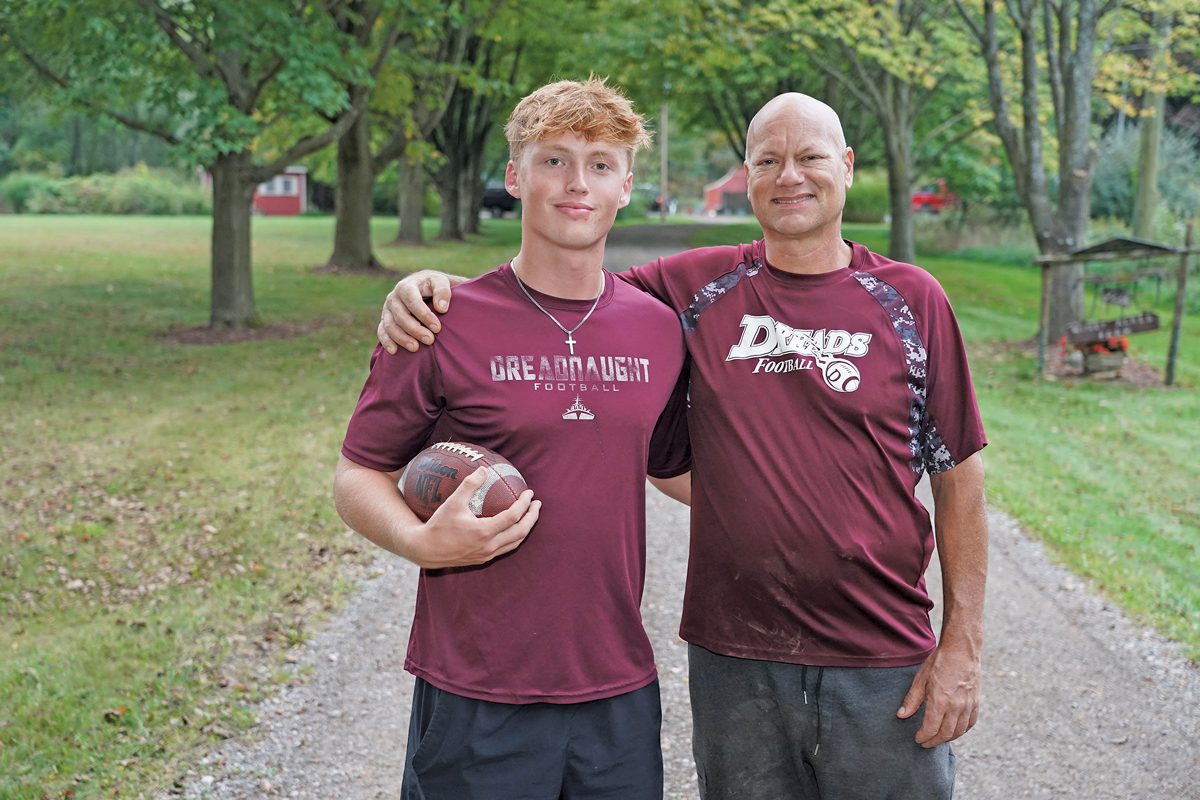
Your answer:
[394,155,425,245]
[458,163,481,236]
[1045,262,1085,342]
[435,164,463,240]
[326,111,381,270]
[209,151,260,329]
[966,0,1105,343]
[883,134,916,265]
[1132,104,1164,239]
[1132,15,1170,239]
[428,34,512,240]
[68,117,83,176]
[1034,227,1086,342]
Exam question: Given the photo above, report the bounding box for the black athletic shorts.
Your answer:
[402,677,663,799]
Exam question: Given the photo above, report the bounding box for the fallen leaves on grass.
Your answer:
[103,707,128,724]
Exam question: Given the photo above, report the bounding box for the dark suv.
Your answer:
[481,183,518,217]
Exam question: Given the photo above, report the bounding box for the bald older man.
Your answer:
[376,93,989,800]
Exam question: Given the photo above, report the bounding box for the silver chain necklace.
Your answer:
[510,262,605,355]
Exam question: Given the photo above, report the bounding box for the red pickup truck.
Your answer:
[911,179,957,214]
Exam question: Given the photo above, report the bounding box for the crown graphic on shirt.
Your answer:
[562,396,595,421]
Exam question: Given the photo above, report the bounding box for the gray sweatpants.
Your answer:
[689,645,955,800]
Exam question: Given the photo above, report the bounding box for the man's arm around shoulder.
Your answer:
[376,248,714,354]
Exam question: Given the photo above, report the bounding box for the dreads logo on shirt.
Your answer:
[726,314,872,393]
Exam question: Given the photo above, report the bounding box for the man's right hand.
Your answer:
[409,467,540,569]
[378,270,466,354]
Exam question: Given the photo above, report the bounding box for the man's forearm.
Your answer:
[930,452,988,650]
[896,451,987,746]
[333,455,418,560]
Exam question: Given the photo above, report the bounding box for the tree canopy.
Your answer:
[2,0,1197,332]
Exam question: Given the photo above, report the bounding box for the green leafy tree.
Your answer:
[954,0,1126,339]
[323,0,486,268]
[427,31,518,240]
[1092,123,1200,224]
[0,93,175,177]
[589,0,985,264]
[1,0,395,328]
[748,0,987,264]
[595,0,880,167]
[320,0,415,272]
[422,1,594,241]
[1094,0,1200,237]
[384,8,481,247]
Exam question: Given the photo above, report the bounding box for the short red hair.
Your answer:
[505,77,651,168]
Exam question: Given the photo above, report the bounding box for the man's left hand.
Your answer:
[896,641,981,748]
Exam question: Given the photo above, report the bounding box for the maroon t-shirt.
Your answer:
[341,264,689,703]
[623,240,986,667]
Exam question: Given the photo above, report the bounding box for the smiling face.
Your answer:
[506,132,633,255]
[744,94,854,246]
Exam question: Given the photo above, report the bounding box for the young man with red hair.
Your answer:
[334,78,688,799]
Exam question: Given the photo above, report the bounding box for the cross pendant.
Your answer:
[565,332,577,355]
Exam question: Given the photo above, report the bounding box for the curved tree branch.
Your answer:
[251,84,370,181]
[3,32,182,145]
[135,0,220,82]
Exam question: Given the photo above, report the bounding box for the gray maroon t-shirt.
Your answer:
[623,239,986,668]
[341,264,689,703]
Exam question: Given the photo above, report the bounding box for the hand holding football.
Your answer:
[398,442,529,522]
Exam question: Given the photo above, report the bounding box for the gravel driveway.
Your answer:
[180,225,1200,798]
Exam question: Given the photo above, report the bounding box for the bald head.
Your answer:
[746,93,846,160]
[741,92,854,254]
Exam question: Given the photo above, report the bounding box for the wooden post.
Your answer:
[1165,221,1194,386]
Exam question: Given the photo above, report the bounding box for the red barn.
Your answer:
[253,166,308,215]
[200,166,309,215]
[703,166,750,215]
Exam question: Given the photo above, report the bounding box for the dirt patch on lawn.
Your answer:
[160,320,325,346]
[311,263,409,278]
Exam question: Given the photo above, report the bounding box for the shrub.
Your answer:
[616,189,651,221]
[2,167,210,215]
[844,169,888,223]
[0,172,57,212]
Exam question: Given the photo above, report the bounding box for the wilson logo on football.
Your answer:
[398,442,529,521]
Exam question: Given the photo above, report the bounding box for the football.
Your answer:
[398,441,529,522]
[821,358,861,393]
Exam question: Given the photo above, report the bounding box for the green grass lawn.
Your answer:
[0,215,520,799]
[1,215,1197,798]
